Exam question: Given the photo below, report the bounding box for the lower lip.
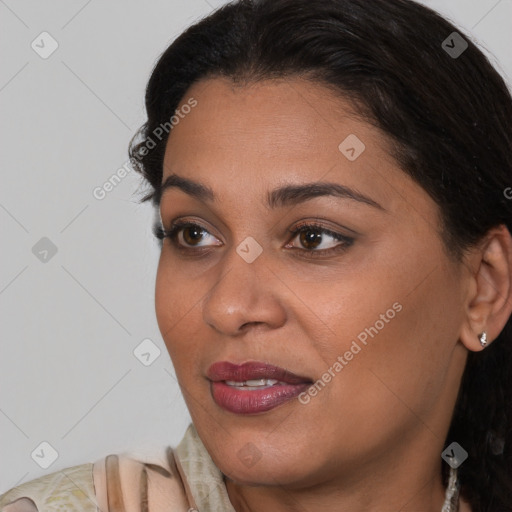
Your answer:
[210,381,311,414]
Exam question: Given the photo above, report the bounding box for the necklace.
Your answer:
[442,466,460,511]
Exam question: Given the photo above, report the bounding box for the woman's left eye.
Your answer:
[154,220,354,258]
[286,222,354,257]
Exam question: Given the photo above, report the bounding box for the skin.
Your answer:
[154,76,512,512]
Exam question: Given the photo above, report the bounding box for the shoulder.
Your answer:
[0,462,95,511]
[0,448,191,511]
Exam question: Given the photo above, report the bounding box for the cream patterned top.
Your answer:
[0,424,236,512]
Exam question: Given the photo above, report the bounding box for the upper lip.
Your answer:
[207,361,313,384]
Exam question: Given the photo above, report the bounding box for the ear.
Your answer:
[459,224,512,351]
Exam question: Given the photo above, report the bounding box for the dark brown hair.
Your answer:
[129,1,512,509]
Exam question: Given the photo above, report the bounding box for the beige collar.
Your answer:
[174,423,237,512]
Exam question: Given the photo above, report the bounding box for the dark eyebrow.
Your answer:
[159,173,384,210]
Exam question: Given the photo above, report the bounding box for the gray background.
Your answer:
[1,0,511,492]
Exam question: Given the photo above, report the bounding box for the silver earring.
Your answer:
[479,331,487,347]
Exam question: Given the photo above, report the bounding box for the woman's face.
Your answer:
[155,77,469,486]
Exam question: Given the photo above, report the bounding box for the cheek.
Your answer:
[155,258,177,339]
[335,258,463,421]
[154,256,204,365]
[314,244,462,410]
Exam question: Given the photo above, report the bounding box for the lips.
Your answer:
[207,361,313,385]
[207,361,313,414]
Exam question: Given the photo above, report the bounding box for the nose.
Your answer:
[202,249,287,336]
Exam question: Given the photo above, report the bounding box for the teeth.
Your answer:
[246,379,278,386]
[225,379,279,387]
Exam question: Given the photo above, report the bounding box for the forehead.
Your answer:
[160,76,432,221]
[165,76,376,158]
[166,79,383,170]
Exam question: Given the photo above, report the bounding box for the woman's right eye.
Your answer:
[155,221,221,250]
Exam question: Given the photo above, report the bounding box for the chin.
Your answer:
[223,460,311,487]
[211,441,323,488]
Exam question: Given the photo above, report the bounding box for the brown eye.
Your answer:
[160,221,221,250]
[286,222,354,257]
[181,225,207,246]
[297,228,324,250]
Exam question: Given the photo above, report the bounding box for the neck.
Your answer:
[224,433,452,512]
[225,469,447,512]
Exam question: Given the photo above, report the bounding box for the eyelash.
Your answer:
[154,220,354,258]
